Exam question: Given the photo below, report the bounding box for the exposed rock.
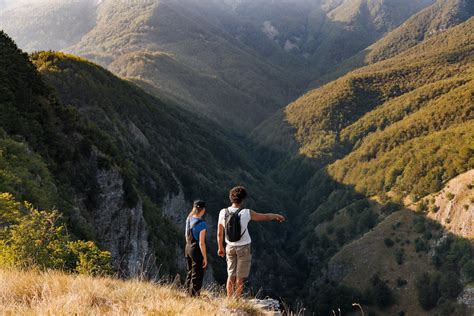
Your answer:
[458,286,474,310]
[93,167,151,277]
[128,121,150,147]
[423,169,474,239]
[163,187,188,228]
[262,21,279,41]
[249,298,282,315]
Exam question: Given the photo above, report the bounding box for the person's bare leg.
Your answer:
[235,277,245,297]
[227,276,236,297]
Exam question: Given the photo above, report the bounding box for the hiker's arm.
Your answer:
[217,224,225,257]
[250,211,286,222]
[199,229,207,268]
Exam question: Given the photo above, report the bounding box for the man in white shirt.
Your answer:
[217,186,286,297]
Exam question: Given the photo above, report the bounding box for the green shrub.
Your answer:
[0,193,111,275]
[446,192,455,200]
[367,274,394,309]
[414,238,428,253]
[384,238,394,247]
[416,273,440,310]
[394,248,405,265]
[396,278,407,288]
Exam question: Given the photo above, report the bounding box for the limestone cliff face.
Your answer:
[425,169,474,239]
[163,186,216,285]
[93,167,151,277]
[69,151,153,277]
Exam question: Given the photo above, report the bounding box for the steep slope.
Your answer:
[66,0,302,131]
[1,28,295,290]
[305,0,435,72]
[415,169,474,239]
[30,51,299,294]
[252,17,474,314]
[316,0,474,85]
[365,0,474,63]
[0,30,152,276]
[0,0,436,130]
[216,0,434,74]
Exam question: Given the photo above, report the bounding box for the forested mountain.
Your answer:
[1,1,473,315]
[0,0,97,51]
[317,0,474,85]
[0,30,298,293]
[253,17,474,314]
[0,0,436,130]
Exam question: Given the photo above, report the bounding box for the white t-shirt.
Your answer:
[218,207,252,246]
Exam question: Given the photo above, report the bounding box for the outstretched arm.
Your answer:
[217,224,225,257]
[250,211,286,222]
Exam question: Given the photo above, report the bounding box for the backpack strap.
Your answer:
[190,218,203,229]
[236,208,247,238]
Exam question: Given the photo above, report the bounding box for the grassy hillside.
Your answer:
[327,209,472,316]
[0,269,263,315]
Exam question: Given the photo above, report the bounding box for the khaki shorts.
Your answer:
[226,244,252,278]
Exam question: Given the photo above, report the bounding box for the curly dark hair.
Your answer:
[229,186,247,204]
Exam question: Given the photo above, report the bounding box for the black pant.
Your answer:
[185,244,205,296]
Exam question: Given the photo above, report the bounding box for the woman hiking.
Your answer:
[184,200,208,296]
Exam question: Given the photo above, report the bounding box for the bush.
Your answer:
[0,193,111,275]
[367,274,394,309]
[462,261,474,283]
[414,238,428,253]
[446,192,455,200]
[416,273,440,310]
[384,238,394,247]
[439,272,462,299]
[394,248,405,265]
[396,278,407,288]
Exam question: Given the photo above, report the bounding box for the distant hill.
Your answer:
[0,0,97,51]
[315,0,474,86]
[0,0,437,130]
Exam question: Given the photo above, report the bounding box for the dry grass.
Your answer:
[0,269,264,315]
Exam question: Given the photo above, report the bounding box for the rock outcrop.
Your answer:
[93,167,151,277]
[424,169,474,239]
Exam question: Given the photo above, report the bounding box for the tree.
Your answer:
[367,274,394,309]
[416,273,440,310]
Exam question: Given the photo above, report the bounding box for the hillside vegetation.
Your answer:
[0,2,473,315]
[0,27,295,295]
[270,17,474,198]
[0,269,263,315]
[316,0,474,85]
[0,0,438,129]
[30,50,299,292]
[252,16,474,314]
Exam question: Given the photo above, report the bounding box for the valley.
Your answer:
[0,1,473,315]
